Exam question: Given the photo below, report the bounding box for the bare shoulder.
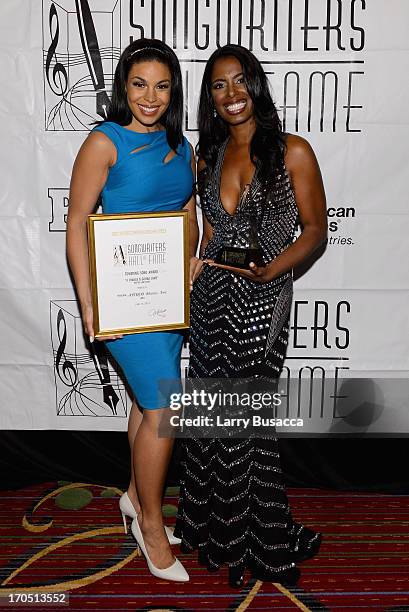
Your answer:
[76,129,116,166]
[83,130,115,153]
[285,133,317,169]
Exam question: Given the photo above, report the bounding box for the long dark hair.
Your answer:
[105,38,183,151]
[197,44,285,181]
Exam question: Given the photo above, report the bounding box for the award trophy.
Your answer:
[215,214,265,269]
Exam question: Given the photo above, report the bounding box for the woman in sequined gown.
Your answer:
[174,45,327,587]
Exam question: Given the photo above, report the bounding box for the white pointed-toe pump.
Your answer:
[131,516,189,582]
[119,492,182,545]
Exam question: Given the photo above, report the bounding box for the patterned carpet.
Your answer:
[0,482,409,611]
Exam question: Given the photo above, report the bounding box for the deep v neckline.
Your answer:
[217,139,258,218]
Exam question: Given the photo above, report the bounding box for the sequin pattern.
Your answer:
[174,140,321,583]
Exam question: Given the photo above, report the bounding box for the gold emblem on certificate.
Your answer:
[87,211,189,338]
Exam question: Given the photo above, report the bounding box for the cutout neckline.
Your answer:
[217,139,258,217]
[118,123,166,135]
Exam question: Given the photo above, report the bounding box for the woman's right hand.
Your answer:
[81,303,95,342]
[81,303,123,343]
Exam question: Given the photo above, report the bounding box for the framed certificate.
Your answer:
[87,210,190,338]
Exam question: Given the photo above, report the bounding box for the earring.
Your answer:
[213,108,217,118]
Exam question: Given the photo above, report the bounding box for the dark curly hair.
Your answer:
[197,44,285,181]
[103,38,183,151]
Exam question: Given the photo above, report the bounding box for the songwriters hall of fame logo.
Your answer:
[113,244,127,266]
[50,301,129,417]
[42,0,120,131]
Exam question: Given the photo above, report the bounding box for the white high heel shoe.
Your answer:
[119,492,181,545]
[131,517,189,582]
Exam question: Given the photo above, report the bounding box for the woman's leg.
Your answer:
[133,408,175,568]
[127,400,143,512]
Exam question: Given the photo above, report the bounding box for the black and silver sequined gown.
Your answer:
[174,140,321,583]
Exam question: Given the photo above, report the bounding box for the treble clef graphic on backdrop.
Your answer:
[55,309,78,388]
[45,4,68,97]
[75,0,110,119]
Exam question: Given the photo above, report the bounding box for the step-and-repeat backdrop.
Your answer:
[1,1,408,433]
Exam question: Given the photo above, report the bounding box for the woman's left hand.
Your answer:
[190,256,205,290]
[204,260,274,284]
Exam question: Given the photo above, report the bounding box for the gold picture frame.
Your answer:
[87,210,190,338]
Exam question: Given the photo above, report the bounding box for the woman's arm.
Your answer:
[183,143,199,258]
[199,212,214,257]
[66,131,117,340]
[261,133,327,279]
[208,134,327,283]
[183,143,200,286]
[190,158,214,282]
[197,158,214,256]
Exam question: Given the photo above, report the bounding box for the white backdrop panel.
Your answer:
[0,0,408,430]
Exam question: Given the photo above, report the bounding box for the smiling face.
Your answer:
[210,55,254,127]
[125,60,172,131]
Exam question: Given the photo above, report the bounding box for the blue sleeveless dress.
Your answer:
[92,121,193,409]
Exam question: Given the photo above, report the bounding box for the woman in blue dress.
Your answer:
[67,39,198,582]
